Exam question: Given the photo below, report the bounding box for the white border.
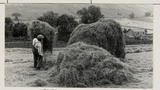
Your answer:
[7,0,160,4]
[93,0,160,4]
[0,3,5,90]
[1,1,160,90]
[8,0,90,3]
[153,5,160,90]
[0,0,7,3]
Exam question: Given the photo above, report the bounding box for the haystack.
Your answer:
[51,42,135,87]
[28,20,56,53]
[68,19,125,58]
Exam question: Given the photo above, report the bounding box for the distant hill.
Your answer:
[6,4,153,22]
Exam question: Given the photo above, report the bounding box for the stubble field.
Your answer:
[5,44,153,88]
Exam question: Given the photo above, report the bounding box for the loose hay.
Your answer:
[51,42,136,87]
[27,79,47,87]
[68,19,125,58]
[28,20,56,53]
[42,60,56,70]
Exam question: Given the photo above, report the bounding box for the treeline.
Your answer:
[5,5,104,42]
[125,38,152,45]
[5,5,152,46]
[5,17,28,40]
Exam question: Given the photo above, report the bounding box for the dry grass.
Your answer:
[51,42,135,87]
[27,20,56,53]
[5,46,153,88]
[27,79,47,87]
[68,19,125,58]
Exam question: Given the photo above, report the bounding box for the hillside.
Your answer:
[5,4,153,22]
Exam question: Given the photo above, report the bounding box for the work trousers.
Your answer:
[32,46,43,69]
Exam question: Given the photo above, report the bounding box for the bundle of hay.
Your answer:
[52,42,135,87]
[68,19,125,58]
[27,79,47,87]
[28,20,56,53]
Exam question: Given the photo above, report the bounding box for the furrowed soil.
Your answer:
[5,44,153,88]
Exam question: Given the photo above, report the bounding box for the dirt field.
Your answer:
[5,44,153,88]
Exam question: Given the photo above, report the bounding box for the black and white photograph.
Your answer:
[5,3,153,88]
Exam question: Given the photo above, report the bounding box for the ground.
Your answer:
[5,44,153,88]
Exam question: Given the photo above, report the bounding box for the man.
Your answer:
[32,34,44,70]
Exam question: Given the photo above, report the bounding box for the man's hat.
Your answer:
[37,34,44,39]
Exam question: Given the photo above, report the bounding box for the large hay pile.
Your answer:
[68,19,125,58]
[28,20,56,53]
[51,42,135,87]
